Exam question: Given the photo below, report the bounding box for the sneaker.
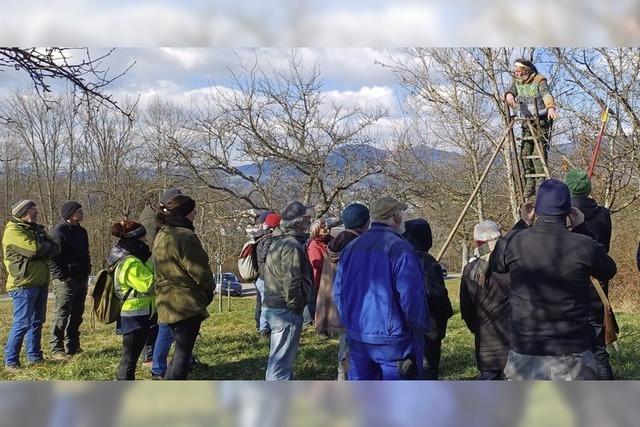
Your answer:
[141,361,153,369]
[4,364,21,373]
[27,358,45,366]
[66,348,84,356]
[50,352,71,361]
[151,374,164,380]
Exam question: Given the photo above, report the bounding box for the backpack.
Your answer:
[90,264,133,324]
[237,238,259,281]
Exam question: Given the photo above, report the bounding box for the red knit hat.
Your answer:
[264,213,281,229]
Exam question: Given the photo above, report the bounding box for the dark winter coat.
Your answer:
[403,219,453,341]
[490,216,617,356]
[49,220,91,283]
[263,226,313,314]
[153,217,215,324]
[460,258,511,372]
[255,229,274,279]
[571,195,612,323]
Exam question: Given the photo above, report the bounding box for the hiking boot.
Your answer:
[151,374,164,380]
[51,352,71,361]
[27,358,46,366]
[4,364,21,374]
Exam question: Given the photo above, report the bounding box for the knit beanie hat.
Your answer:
[12,199,35,218]
[161,195,196,218]
[159,188,182,204]
[534,179,571,216]
[341,203,370,229]
[264,213,281,229]
[565,169,592,197]
[60,201,82,220]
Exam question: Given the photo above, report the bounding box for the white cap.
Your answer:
[473,220,502,242]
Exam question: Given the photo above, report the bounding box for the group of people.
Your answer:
[250,169,620,381]
[2,189,214,380]
[0,168,628,381]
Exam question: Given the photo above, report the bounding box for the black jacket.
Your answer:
[49,220,91,282]
[420,253,454,341]
[490,216,616,356]
[571,195,613,322]
[460,259,511,372]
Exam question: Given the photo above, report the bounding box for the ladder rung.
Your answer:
[524,174,548,178]
[523,155,542,159]
[518,136,538,141]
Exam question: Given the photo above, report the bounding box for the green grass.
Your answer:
[0,278,639,380]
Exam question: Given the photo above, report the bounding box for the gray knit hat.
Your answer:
[12,199,35,218]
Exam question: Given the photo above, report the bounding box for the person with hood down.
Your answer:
[459,220,511,380]
[403,218,454,380]
[154,195,215,380]
[107,220,155,380]
[490,179,616,380]
[334,197,428,380]
[315,203,370,380]
[565,169,614,379]
[505,59,558,198]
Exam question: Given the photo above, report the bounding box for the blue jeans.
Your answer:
[4,287,48,366]
[264,307,303,380]
[348,336,425,380]
[151,323,173,376]
[255,278,268,332]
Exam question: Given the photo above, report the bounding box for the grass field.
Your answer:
[0,279,639,380]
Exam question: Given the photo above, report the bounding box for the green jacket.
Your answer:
[506,73,555,118]
[153,220,215,324]
[263,226,313,313]
[114,256,156,317]
[2,218,60,291]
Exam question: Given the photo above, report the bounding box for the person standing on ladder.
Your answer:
[505,59,558,198]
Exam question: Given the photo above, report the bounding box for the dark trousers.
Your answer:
[590,320,614,380]
[50,278,87,354]
[422,338,442,380]
[117,327,150,380]
[255,288,262,331]
[166,316,202,380]
[142,324,158,362]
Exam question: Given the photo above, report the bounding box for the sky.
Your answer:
[0,1,637,148]
[0,48,411,144]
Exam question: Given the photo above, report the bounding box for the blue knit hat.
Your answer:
[341,203,370,229]
[534,179,571,216]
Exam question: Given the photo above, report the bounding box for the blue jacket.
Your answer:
[333,223,429,344]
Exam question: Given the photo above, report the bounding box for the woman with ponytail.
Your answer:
[153,195,215,380]
[107,220,156,380]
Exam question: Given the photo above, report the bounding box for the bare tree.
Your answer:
[170,53,388,217]
[0,48,135,117]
